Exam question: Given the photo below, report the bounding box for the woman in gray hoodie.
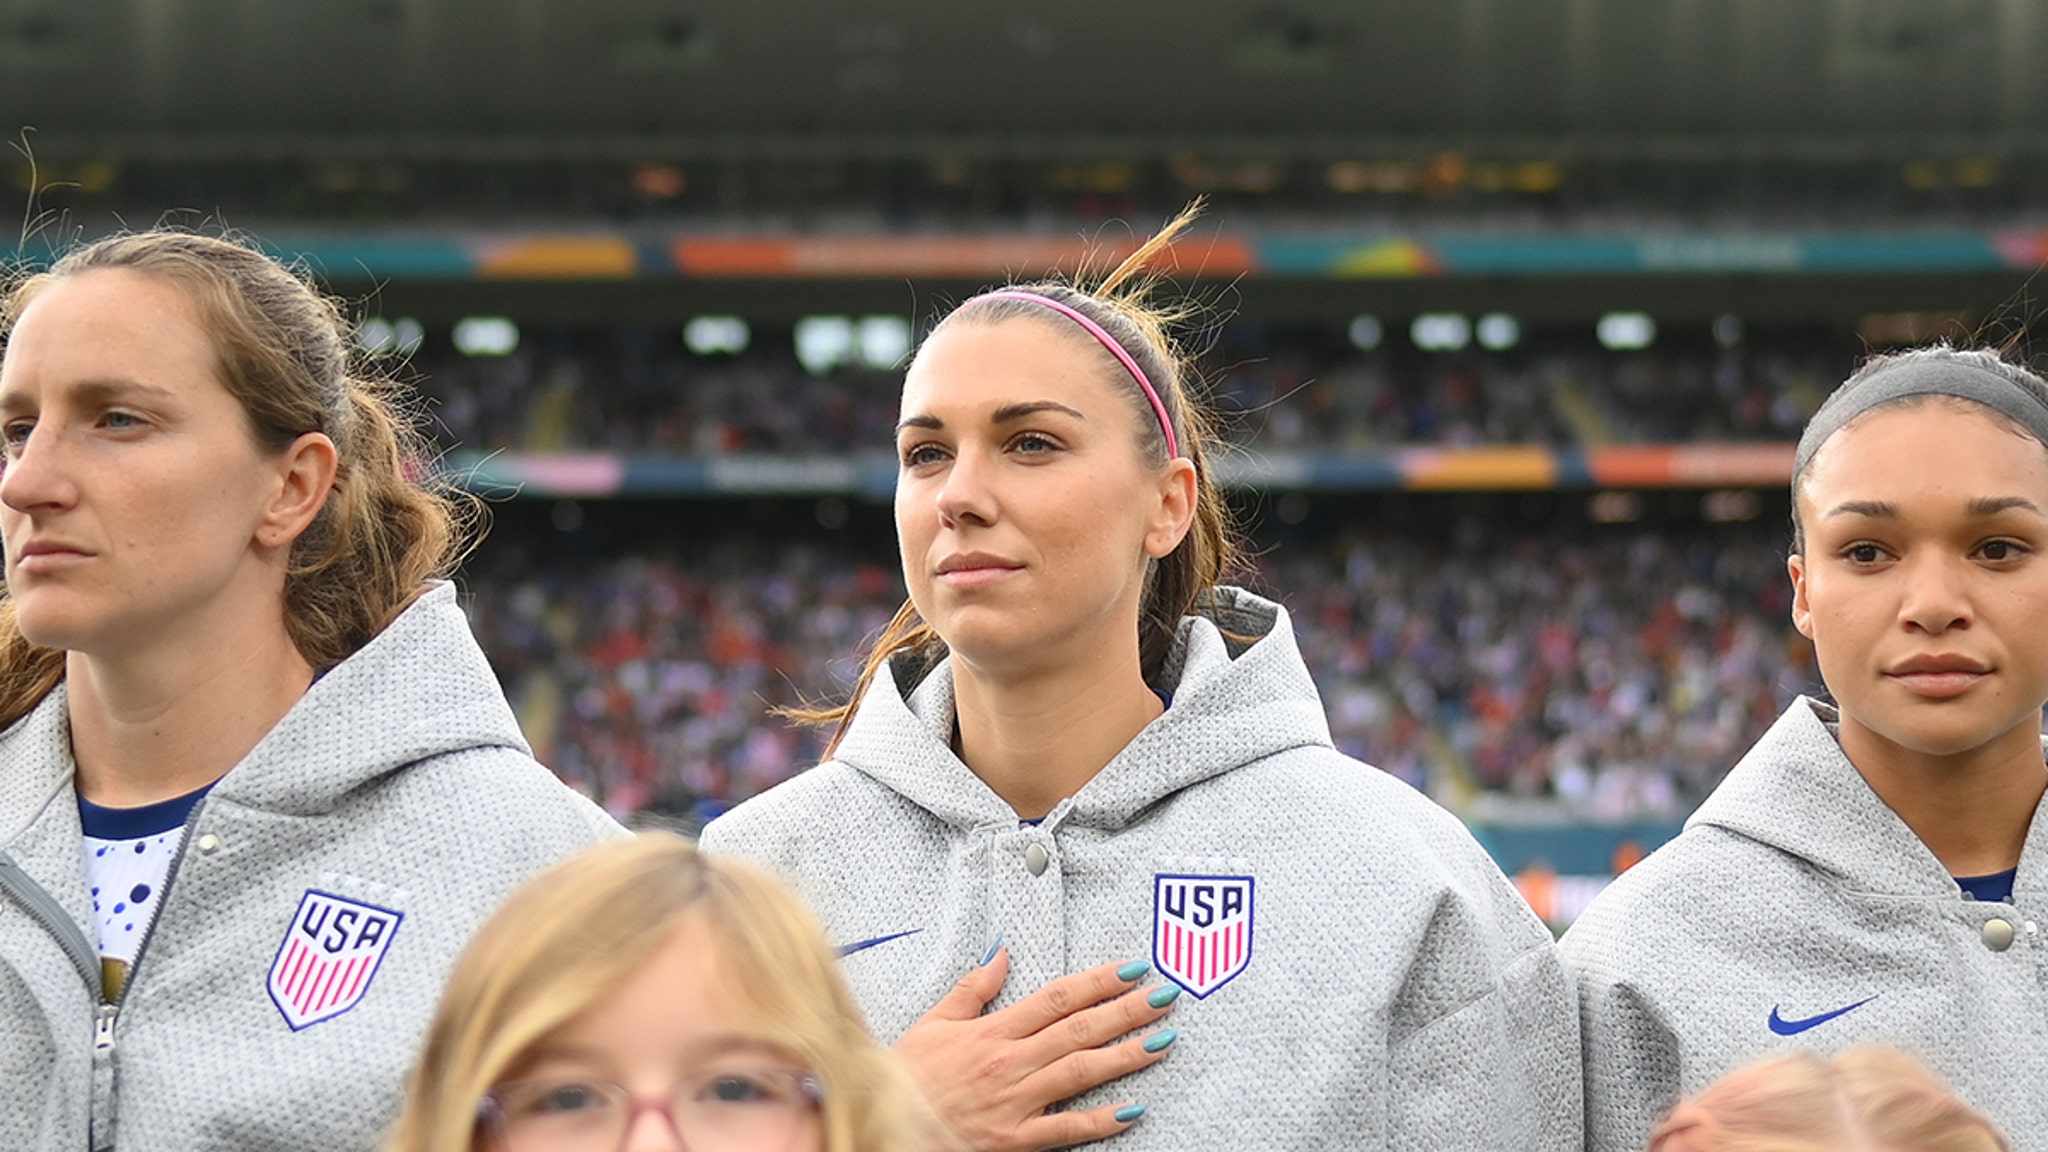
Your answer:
[702,208,1579,1151]
[1565,346,2048,1152]
[0,231,620,1151]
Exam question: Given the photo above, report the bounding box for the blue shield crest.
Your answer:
[1152,873,1254,998]
[266,890,404,1030]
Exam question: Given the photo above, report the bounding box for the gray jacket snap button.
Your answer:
[1983,918,2015,952]
[1024,843,1049,876]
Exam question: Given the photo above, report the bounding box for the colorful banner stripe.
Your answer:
[672,234,1257,278]
[439,443,1798,498]
[11,231,2046,281]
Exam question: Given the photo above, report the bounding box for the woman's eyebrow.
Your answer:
[0,378,176,416]
[1966,495,2046,517]
[989,400,1085,424]
[0,375,176,409]
[1821,496,2047,520]
[1822,499,1898,520]
[896,400,1086,434]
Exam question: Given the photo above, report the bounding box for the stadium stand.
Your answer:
[461,496,1814,835]
[405,322,1852,455]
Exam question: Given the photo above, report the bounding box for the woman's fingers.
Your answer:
[1022,1025,1178,1105]
[1010,1100,1152,1150]
[1017,979,1179,1068]
[995,959,1160,1039]
[894,953,1180,1151]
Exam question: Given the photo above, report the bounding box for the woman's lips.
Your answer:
[1886,668,1988,699]
[936,564,1020,588]
[12,547,90,574]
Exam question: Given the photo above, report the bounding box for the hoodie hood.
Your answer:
[832,585,1332,832]
[1686,695,2048,897]
[0,581,527,833]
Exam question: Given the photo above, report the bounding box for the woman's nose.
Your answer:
[1897,552,1972,635]
[934,446,996,528]
[0,426,76,514]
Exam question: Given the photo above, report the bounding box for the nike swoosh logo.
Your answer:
[836,929,922,958]
[1768,994,1879,1036]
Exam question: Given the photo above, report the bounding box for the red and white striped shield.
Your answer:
[1152,873,1254,999]
[267,890,404,1031]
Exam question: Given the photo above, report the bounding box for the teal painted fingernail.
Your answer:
[1116,961,1151,982]
[1147,984,1182,1009]
[1143,1029,1178,1053]
[980,932,1005,966]
[1114,1104,1147,1124]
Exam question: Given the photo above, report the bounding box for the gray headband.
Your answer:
[1793,358,2048,479]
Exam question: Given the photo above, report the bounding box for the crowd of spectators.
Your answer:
[461,519,1813,828]
[429,315,1832,826]
[410,324,1852,458]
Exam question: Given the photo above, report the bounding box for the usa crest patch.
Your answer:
[267,890,403,1030]
[1153,873,1254,998]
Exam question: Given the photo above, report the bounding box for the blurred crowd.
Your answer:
[412,325,1851,457]
[462,522,1814,827]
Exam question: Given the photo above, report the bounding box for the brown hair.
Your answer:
[0,230,472,726]
[385,833,943,1152]
[1790,345,2048,554]
[797,204,1242,755]
[1648,1046,2009,1152]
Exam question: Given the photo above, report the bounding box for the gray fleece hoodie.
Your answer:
[1563,696,2048,1152]
[0,582,623,1152]
[702,587,1580,1150]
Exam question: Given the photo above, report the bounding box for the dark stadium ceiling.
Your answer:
[0,0,2042,160]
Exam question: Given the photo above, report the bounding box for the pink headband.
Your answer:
[975,290,1180,459]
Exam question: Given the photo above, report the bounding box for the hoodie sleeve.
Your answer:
[1563,907,1684,1152]
[1387,876,1584,1151]
[1575,968,1681,1152]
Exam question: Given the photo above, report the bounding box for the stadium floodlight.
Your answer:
[1588,491,1643,523]
[1596,312,1655,351]
[1347,314,1384,351]
[354,318,396,354]
[392,317,425,355]
[794,316,855,375]
[1475,313,1520,351]
[1410,313,1471,352]
[684,315,751,356]
[857,316,913,369]
[1712,314,1743,350]
[1702,490,1762,522]
[452,316,520,357]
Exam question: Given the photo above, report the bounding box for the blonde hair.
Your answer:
[1648,1046,2009,1152]
[386,834,941,1152]
[795,202,1242,754]
[0,230,472,727]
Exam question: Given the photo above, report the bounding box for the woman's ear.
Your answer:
[1788,552,1815,640]
[1143,457,1199,560]
[259,432,340,550]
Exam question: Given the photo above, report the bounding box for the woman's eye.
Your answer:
[1980,539,2025,562]
[1844,543,1884,564]
[1010,432,1057,454]
[101,411,144,431]
[1,421,30,449]
[900,443,945,467]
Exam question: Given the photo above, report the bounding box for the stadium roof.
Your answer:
[4,0,2044,159]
